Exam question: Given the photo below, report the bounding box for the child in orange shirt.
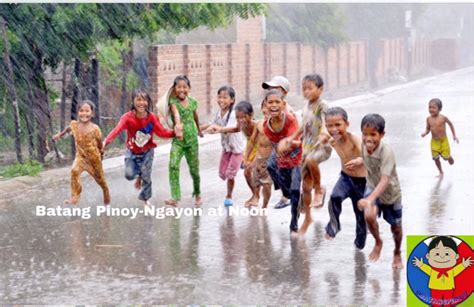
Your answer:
[53,100,110,205]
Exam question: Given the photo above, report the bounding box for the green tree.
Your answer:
[0,3,266,164]
[0,16,22,163]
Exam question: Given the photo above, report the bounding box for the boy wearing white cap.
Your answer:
[262,76,295,209]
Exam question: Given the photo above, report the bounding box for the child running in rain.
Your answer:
[103,89,175,206]
[264,89,302,234]
[202,86,245,206]
[323,107,367,250]
[421,98,459,178]
[235,100,259,207]
[286,74,332,235]
[244,100,273,209]
[53,100,110,205]
[262,75,295,209]
[165,75,203,207]
[357,114,403,269]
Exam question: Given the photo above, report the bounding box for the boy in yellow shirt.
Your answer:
[413,236,472,306]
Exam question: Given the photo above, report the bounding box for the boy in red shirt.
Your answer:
[263,89,302,234]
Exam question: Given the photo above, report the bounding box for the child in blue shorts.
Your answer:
[323,107,367,249]
[356,114,403,269]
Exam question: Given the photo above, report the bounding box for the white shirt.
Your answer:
[212,108,245,154]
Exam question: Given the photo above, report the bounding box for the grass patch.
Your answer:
[0,160,43,178]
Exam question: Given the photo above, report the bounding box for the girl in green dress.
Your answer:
[165,75,203,207]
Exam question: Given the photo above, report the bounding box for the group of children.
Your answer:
[53,72,459,269]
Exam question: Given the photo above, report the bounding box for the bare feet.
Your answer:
[311,189,326,208]
[324,233,334,241]
[392,253,403,269]
[195,196,203,207]
[298,216,313,236]
[64,196,79,205]
[134,177,142,190]
[244,196,258,208]
[164,199,178,207]
[369,240,383,262]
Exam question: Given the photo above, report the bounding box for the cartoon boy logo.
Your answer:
[407,235,474,306]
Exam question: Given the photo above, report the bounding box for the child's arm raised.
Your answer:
[200,115,218,134]
[200,123,210,131]
[103,115,128,148]
[53,126,72,141]
[421,117,430,137]
[212,124,241,134]
[208,111,241,134]
[445,116,459,143]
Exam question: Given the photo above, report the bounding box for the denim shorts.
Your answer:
[364,187,402,226]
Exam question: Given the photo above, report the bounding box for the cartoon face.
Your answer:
[133,95,149,114]
[236,110,252,128]
[174,80,190,101]
[217,90,234,112]
[302,80,323,102]
[426,241,459,268]
[429,102,441,117]
[362,125,384,154]
[326,114,349,142]
[265,94,286,118]
[78,103,93,123]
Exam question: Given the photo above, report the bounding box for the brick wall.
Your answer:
[149,17,431,118]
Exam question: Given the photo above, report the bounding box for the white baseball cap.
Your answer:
[262,76,290,92]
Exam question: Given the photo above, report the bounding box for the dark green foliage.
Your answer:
[0,159,43,177]
[0,3,266,164]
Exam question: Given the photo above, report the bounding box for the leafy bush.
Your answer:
[0,160,43,178]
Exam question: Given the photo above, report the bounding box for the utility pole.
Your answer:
[0,16,23,163]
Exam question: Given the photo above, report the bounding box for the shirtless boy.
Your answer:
[421,98,459,178]
[243,100,273,208]
[323,107,367,250]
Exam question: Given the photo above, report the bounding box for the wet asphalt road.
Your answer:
[0,68,473,304]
